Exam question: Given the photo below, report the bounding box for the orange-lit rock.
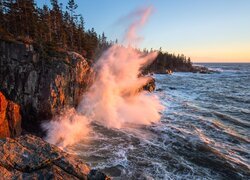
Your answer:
[7,101,22,136]
[0,92,21,138]
[143,77,156,92]
[0,92,10,138]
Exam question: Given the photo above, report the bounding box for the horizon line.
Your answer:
[193,62,250,63]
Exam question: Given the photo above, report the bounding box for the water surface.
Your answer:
[68,63,250,179]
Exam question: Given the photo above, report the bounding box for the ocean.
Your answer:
[68,63,250,179]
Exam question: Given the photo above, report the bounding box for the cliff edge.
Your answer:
[0,40,93,135]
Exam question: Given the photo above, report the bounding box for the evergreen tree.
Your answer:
[66,0,77,17]
[0,0,193,69]
[66,0,78,48]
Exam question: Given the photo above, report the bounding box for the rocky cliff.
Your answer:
[0,134,109,179]
[0,40,93,135]
[0,40,156,136]
[0,92,22,138]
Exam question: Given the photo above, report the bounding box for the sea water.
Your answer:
[68,63,250,179]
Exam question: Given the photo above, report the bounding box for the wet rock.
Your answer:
[0,134,109,179]
[169,87,176,90]
[0,92,22,138]
[156,88,163,92]
[0,40,93,135]
[143,77,156,92]
[88,170,110,180]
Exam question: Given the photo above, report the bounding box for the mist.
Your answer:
[43,6,163,148]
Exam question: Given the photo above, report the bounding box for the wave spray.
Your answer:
[43,6,163,148]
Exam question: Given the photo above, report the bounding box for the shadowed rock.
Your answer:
[0,40,93,135]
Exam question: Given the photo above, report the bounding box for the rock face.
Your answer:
[0,40,157,136]
[0,40,93,135]
[0,134,109,179]
[0,92,22,138]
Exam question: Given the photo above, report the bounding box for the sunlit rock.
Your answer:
[0,134,109,179]
[0,92,21,138]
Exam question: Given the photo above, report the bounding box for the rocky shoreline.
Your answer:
[0,88,109,179]
[0,134,109,179]
[150,65,216,74]
[0,40,108,178]
[0,40,157,178]
[0,39,212,178]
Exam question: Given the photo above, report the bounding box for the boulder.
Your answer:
[166,69,172,74]
[0,92,22,138]
[0,134,109,179]
[143,77,156,92]
[0,40,93,135]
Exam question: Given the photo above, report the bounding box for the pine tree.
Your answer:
[66,0,77,17]
[0,0,114,60]
[66,0,78,48]
[50,0,61,45]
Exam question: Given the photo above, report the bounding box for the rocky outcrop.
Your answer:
[191,65,216,74]
[0,92,22,138]
[150,66,216,74]
[0,134,109,179]
[0,40,93,135]
[145,61,216,74]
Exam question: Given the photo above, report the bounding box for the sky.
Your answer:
[36,0,250,63]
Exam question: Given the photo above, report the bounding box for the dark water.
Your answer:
[68,63,250,179]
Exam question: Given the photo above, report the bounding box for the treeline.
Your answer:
[143,48,193,73]
[0,0,112,59]
[0,0,193,69]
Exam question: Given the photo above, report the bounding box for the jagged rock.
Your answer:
[0,40,93,135]
[0,134,109,179]
[0,92,22,138]
[88,170,109,180]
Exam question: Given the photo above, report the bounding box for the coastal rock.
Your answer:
[0,40,156,136]
[150,66,215,74]
[0,134,109,179]
[191,66,215,74]
[0,92,22,138]
[0,40,93,135]
[143,77,156,92]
